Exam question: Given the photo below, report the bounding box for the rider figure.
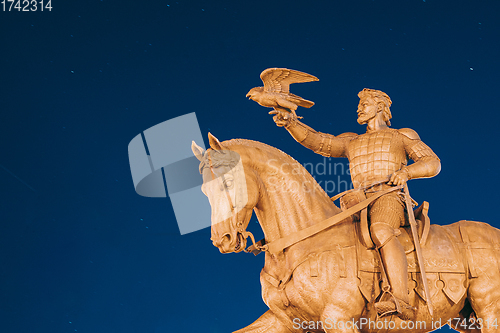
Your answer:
[272,88,441,320]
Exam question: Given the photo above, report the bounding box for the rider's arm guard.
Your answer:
[400,128,441,180]
[285,119,354,158]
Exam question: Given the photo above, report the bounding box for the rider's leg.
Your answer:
[370,223,409,304]
[369,195,413,320]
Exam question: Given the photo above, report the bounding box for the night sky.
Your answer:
[1,0,499,332]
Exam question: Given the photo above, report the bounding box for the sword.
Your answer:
[403,183,434,317]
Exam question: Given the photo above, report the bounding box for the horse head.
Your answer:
[192,133,259,253]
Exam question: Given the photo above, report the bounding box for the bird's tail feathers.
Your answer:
[288,93,315,108]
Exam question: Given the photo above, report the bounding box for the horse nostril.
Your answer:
[221,233,232,244]
[212,233,233,249]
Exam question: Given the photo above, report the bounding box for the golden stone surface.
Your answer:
[192,69,499,332]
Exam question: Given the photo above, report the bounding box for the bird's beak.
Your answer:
[246,93,251,99]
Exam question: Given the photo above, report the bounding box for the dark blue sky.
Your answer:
[1,0,499,332]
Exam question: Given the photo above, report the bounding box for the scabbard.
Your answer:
[404,183,434,317]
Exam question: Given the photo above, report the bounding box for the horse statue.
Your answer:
[192,133,500,333]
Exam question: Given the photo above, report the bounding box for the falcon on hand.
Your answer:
[246,68,319,120]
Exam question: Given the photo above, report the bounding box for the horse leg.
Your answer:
[320,305,361,333]
[467,276,500,332]
[472,304,500,333]
[233,310,293,333]
[452,312,482,333]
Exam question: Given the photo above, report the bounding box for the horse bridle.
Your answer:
[206,150,266,253]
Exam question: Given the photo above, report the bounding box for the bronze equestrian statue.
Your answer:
[192,68,500,332]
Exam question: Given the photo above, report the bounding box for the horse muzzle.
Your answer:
[212,232,247,253]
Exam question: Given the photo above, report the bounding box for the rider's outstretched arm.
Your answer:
[274,113,356,158]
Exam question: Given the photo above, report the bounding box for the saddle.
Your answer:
[353,201,468,311]
[258,203,485,315]
[354,199,431,251]
[254,182,471,314]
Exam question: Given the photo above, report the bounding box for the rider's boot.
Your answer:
[371,222,415,321]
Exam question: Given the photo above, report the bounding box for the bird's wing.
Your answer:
[260,68,319,93]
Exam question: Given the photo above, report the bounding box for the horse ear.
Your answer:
[191,141,205,161]
[208,132,224,150]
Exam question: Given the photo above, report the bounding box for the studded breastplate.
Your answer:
[347,128,407,188]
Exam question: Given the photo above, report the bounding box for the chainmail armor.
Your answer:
[347,128,407,188]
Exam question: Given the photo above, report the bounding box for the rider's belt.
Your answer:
[332,178,391,206]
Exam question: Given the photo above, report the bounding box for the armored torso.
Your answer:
[347,128,407,188]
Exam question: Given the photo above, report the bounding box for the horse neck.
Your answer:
[250,151,342,243]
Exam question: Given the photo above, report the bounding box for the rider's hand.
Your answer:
[389,168,409,186]
[269,109,295,127]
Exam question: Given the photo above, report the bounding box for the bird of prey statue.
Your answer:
[246,68,319,119]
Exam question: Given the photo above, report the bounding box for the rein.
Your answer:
[249,183,403,256]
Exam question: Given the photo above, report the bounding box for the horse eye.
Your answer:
[224,179,234,189]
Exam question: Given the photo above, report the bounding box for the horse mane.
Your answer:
[222,138,298,162]
[221,138,305,172]
[220,138,332,201]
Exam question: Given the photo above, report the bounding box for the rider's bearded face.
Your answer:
[357,97,378,125]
